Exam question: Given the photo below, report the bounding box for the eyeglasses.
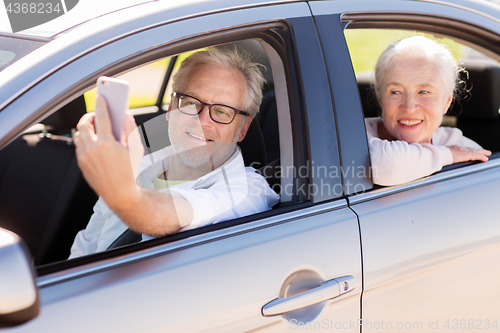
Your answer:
[172,92,249,125]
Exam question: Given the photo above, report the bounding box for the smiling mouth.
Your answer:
[188,132,212,141]
[399,119,422,126]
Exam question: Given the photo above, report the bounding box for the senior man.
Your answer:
[69,47,279,258]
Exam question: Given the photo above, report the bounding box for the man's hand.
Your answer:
[74,95,191,236]
[74,95,143,207]
[448,145,491,163]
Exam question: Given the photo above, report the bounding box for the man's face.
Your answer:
[167,64,252,170]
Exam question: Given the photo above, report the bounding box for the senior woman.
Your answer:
[366,35,491,186]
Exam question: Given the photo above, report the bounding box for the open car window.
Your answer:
[84,58,172,112]
[344,28,500,180]
[0,36,300,267]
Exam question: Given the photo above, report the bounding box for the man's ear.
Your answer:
[166,102,172,121]
[237,117,253,142]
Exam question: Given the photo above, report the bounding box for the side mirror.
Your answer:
[0,227,39,327]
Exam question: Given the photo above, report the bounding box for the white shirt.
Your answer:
[69,146,279,258]
[365,117,483,186]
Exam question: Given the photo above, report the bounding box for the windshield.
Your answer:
[0,36,47,72]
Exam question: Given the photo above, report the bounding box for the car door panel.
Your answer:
[0,3,364,331]
[351,164,500,332]
[313,1,500,331]
[5,202,361,332]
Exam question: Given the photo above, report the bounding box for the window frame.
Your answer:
[33,18,331,278]
[313,7,500,202]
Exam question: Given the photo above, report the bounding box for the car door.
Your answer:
[0,2,362,332]
[311,0,500,331]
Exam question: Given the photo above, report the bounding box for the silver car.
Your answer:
[1,0,500,331]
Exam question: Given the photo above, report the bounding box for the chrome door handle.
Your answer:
[262,275,355,317]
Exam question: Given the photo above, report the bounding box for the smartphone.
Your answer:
[96,76,130,141]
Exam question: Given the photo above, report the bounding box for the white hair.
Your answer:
[374,35,462,100]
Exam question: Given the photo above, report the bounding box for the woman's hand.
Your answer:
[448,145,492,163]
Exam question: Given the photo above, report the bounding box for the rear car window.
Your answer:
[0,35,47,72]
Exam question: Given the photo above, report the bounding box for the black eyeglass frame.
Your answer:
[172,92,249,125]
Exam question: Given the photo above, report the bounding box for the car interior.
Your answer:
[0,39,284,266]
[0,96,97,266]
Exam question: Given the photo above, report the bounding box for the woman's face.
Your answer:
[378,56,453,144]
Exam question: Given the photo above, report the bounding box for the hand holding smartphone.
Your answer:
[96,76,130,141]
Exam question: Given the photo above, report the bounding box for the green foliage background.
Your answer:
[344,29,465,74]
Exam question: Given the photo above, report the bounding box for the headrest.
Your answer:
[356,71,379,118]
[41,95,87,132]
[238,117,266,168]
[454,59,500,120]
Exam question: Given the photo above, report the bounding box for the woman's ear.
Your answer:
[377,96,384,118]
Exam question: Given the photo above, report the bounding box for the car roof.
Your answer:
[0,0,151,37]
[1,0,500,39]
[0,0,300,38]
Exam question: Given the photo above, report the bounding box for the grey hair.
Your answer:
[374,35,462,100]
[172,46,266,118]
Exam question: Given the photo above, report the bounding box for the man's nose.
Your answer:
[197,105,213,125]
